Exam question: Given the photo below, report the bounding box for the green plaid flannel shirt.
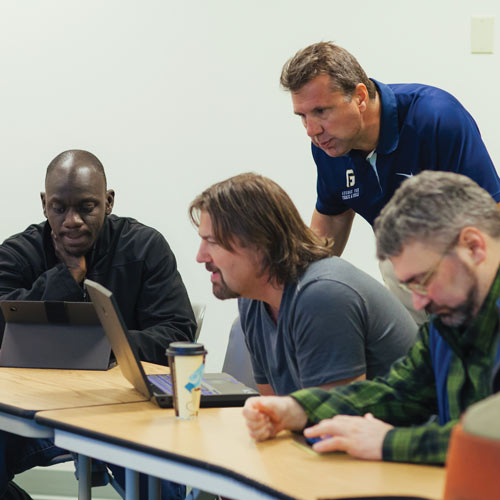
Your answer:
[291,269,500,464]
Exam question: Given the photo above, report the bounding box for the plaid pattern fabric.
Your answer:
[291,269,500,464]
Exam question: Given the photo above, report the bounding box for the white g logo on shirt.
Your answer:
[346,169,355,187]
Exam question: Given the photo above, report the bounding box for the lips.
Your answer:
[205,263,221,283]
[63,233,85,239]
[60,232,90,246]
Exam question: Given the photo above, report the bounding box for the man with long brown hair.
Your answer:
[190,172,416,396]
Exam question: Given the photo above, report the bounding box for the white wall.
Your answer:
[0,0,499,370]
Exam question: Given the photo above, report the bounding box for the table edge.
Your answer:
[35,413,296,500]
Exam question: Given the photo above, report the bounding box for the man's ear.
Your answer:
[354,83,369,111]
[458,226,486,265]
[40,192,47,218]
[105,189,115,215]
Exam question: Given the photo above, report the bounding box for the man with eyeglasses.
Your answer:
[243,171,500,465]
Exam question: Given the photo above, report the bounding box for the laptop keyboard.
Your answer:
[148,374,220,395]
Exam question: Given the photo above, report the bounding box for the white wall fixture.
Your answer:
[471,16,495,54]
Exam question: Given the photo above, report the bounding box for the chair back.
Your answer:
[444,393,500,500]
[191,303,206,341]
[222,317,258,391]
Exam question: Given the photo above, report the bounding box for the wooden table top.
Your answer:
[37,402,445,500]
[0,362,165,416]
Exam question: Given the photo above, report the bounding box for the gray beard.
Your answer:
[435,285,478,327]
[427,263,479,328]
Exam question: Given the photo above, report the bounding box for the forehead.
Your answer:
[198,211,251,254]
[45,165,105,200]
[198,211,215,235]
[291,74,345,111]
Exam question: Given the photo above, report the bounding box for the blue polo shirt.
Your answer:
[313,80,500,225]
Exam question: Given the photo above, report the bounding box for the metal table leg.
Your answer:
[125,468,139,500]
[148,476,161,500]
[77,454,92,500]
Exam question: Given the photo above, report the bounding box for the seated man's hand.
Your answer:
[52,231,87,283]
[304,412,393,460]
[243,396,308,441]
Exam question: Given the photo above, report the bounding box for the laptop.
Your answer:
[0,300,112,370]
[84,279,259,408]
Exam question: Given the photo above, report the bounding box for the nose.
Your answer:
[304,116,323,138]
[63,209,83,228]
[196,240,209,264]
[411,290,431,311]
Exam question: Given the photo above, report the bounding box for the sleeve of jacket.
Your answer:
[0,261,83,302]
[382,418,455,464]
[126,231,196,365]
[290,325,451,463]
[0,234,84,303]
[0,241,83,343]
[0,237,85,340]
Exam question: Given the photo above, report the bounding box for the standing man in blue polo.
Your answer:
[281,41,500,323]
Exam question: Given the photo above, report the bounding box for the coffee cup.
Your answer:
[166,342,207,419]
